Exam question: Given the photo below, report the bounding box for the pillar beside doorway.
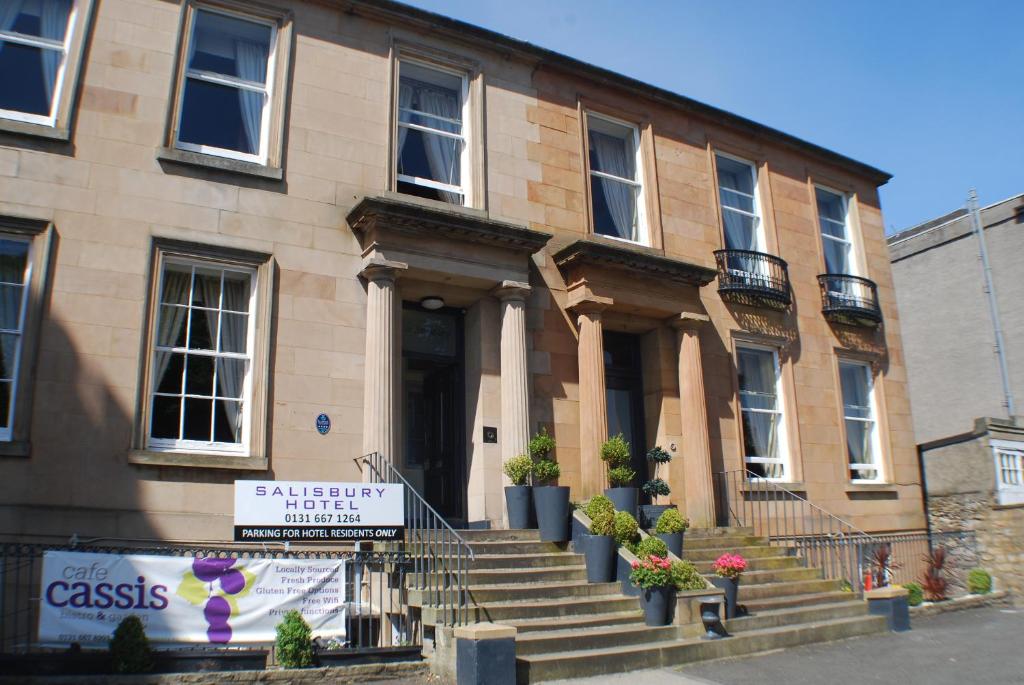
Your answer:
[671,313,716,528]
[493,281,532,527]
[572,296,613,500]
[360,257,407,479]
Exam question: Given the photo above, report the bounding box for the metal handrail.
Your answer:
[817,273,882,326]
[713,249,791,309]
[358,452,474,626]
[714,469,879,593]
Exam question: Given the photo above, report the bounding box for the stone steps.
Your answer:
[691,555,803,573]
[469,552,582,569]
[515,623,684,656]
[502,610,645,634]
[460,580,620,604]
[741,590,856,612]
[723,600,869,633]
[680,535,766,550]
[719,578,842,601]
[684,545,791,561]
[707,565,822,585]
[446,565,588,586]
[462,540,565,555]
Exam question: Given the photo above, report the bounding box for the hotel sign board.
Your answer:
[234,481,404,542]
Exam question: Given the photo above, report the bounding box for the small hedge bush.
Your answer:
[642,477,670,499]
[903,582,924,607]
[528,427,556,460]
[632,535,669,560]
[968,568,992,595]
[502,454,532,486]
[607,466,637,488]
[612,511,639,548]
[600,434,632,468]
[275,610,314,669]
[590,510,615,537]
[583,495,615,521]
[670,560,706,591]
[532,458,560,486]
[655,508,689,534]
[109,615,153,674]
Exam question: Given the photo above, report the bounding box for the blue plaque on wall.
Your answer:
[316,413,331,435]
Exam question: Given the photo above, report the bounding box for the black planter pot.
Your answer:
[639,585,675,626]
[533,485,570,542]
[656,531,684,558]
[639,504,673,530]
[504,485,535,529]
[617,552,640,597]
[710,576,740,619]
[582,534,616,583]
[604,487,638,519]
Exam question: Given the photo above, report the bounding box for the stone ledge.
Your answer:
[128,449,269,471]
[909,590,1011,618]
[454,621,516,640]
[553,238,717,287]
[0,118,70,142]
[156,147,284,181]
[865,586,908,600]
[0,440,31,458]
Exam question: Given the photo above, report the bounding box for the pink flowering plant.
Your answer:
[712,553,747,580]
[629,555,675,589]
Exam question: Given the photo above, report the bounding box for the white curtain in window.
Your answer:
[723,210,756,251]
[218,278,248,441]
[395,81,414,159]
[235,39,268,155]
[153,272,190,391]
[417,85,461,203]
[739,350,778,461]
[591,131,634,240]
[40,0,69,105]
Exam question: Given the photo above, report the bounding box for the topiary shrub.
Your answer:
[275,610,314,669]
[903,581,924,606]
[600,434,632,469]
[590,510,615,537]
[646,446,672,464]
[967,568,992,595]
[655,508,689,534]
[583,495,615,521]
[642,478,670,499]
[612,511,639,548]
[631,535,669,560]
[502,454,533,486]
[528,427,556,461]
[670,560,706,591]
[532,458,560,486]
[607,466,637,488]
[109,615,153,674]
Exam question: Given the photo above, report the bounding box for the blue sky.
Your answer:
[401,0,1023,233]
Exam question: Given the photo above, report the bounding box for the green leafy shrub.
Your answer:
[502,454,533,486]
[528,427,556,460]
[669,560,706,591]
[532,458,560,486]
[275,610,314,669]
[642,478,670,499]
[600,434,632,468]
[607,466,636,488]
[583,495,615,521]
[839,579,853,593]
[629,555,673,589]
[109,615,153,674]
[590,510,615,537]
[655,508,689,534]
[632,535,669,560]
[612,511,639,548]
[903,582,924,607]
[646,446,672,464]
[967,568,992,595]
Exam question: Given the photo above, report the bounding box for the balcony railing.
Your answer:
[817,274,882,327]
[713,249,791,310]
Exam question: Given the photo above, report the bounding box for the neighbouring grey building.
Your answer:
[889,193,1024,602]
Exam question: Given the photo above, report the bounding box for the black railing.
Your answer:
[817,274,882,327]
[713,249,791,310]
[360,453,474,627]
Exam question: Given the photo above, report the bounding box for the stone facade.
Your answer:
[0,0,924,543]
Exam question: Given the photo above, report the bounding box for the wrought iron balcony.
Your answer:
[713,250,791,310]
[817,274,882,327]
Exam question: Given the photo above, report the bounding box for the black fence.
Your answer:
[0,540,418,658]
[817,273,882,327]
[713,249,791,310]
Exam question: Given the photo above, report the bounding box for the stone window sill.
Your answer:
[129,449,268,471]
[740,481,806,493]
[845,483,898,493]
[0,440,31,458]
[0,118,69,142]
[157,147,283,181]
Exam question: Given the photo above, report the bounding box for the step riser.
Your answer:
[470,554,582,569]
[471,598,640,622]
[743,591,854,612]
[439,568,587,585]
[454,530,542,542]
[693,556,803,573]
[462,583,620,604]
[679,536,766,550]
[509,613,645,633]
[685,546,791,561]
[722,579,841,601]
[518,616,887,682]
[725,601,869,632]
[462,541,566,555]
[702,567,822,585]
[516,626,683,656]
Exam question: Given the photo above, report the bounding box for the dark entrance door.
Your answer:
[604,331,648,498]
[402,305,466,523]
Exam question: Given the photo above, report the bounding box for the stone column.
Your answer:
[494,281,532,468]
[574,300,611,499]
[672,313,716,528]
[361,257,407,473]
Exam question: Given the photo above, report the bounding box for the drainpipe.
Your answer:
[968,188,1016,418]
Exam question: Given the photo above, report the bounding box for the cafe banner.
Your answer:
[38,551,347,646]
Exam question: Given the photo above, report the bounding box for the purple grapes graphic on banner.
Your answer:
[190,558,250,643]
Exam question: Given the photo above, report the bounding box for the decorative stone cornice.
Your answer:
[669,312,712,330]
[553,239,717,287]
[359,255,408,283]
[491,280,531,302]
[347,194,553,255]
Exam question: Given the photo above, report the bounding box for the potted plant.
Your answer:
[654,508,689,558]
[530,428,569,542]
[630,534,669,560]
[503,454,535,529]
[629,554,676,626]
[710,553,746,619]
[669,559,707,592]
[601,434,637,517]
[639,446,675,528]
[583,510,616,582]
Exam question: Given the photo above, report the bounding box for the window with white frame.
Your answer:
[839,360,883,482]
[736,344,789,479]
[990,440,1024,506]
[0,0,78,126]
[174,7,276,163]
[816,187,857,276]
[587,113,646,244]
[396,59,469,205]
[716,154,765,253]
[0,238,31,442]
[148,259,255,453]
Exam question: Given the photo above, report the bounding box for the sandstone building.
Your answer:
[0,0,924,543]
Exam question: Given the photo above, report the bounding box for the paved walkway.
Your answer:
[544,606,1024,685]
